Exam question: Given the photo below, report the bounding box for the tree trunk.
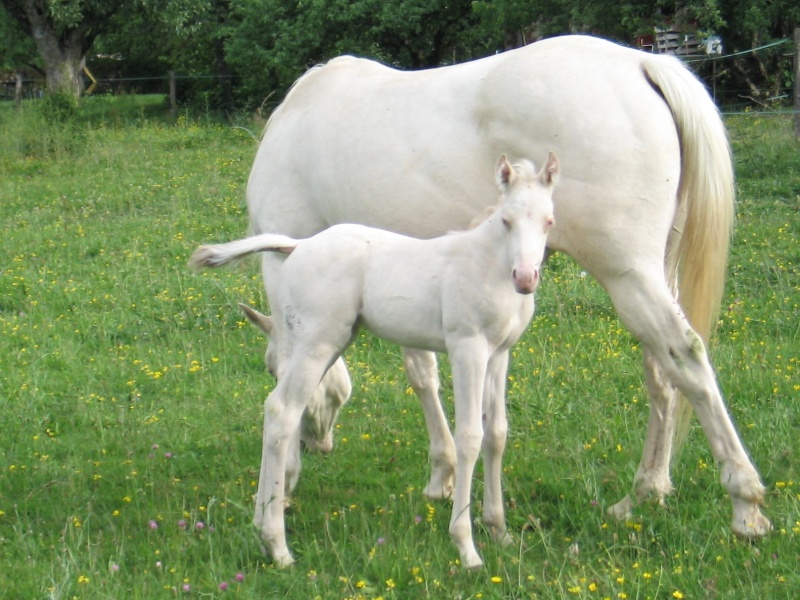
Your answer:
[39,44,85,97]
[20,0,88,98]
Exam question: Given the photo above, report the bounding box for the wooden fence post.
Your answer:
[170,70,177,119]
[795,28,800,140]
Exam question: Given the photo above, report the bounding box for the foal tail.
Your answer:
[642,56,735,453]
[188,233,299,269]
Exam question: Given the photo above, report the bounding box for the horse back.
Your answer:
[249,36,685,261]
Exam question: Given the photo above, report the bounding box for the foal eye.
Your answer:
[502,217,512,230]
[545,217,555,230]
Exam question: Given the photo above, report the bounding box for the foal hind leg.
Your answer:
[605,270,770,537]
[608,349,677,519]
[403,348,456,500]
[255,342,347,567]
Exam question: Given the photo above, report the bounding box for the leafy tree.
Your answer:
[0,0,128,98]
[94,0,236,112]
[0,6,37,102]
[225,0,485,111]
[716,0,800,105]
[472,0,726,48]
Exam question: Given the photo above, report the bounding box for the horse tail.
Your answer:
[188,233,299,269]
[642,56,735,455]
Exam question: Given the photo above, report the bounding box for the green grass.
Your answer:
[0,97,798,599]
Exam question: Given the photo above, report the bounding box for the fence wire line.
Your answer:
[685,37,792,63]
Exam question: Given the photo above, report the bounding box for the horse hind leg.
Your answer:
[402,348,456,500]
[608,349,677,520]
[301,357,352,454]
[604,269,770,537]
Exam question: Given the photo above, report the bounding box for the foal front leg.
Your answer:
[481,350,512,546]
[447,340,490,570]
[403,348,456,500]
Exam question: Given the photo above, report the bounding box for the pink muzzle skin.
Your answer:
[512,267,540,294]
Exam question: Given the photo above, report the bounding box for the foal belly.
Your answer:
[359,297,447,353]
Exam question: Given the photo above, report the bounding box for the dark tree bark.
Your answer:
[1,0,118,97]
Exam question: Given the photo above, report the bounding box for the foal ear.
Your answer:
[239,303,273,336]
[495,154,515,188]
[541,152,559,187]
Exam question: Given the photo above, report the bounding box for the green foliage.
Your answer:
[225,0,486,110]
[0,99,798,599]
[714,0,800,105]
[37,91,79,121]
[5,0,799,111]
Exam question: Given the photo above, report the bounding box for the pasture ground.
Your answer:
[0,97,798,599]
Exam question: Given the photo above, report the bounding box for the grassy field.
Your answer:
[0,96,798,599]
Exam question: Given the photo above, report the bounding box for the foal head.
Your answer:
[495,153,558,294]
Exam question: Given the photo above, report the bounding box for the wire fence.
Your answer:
[3,36,798,120]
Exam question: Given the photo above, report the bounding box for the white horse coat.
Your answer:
[241,35,768,548]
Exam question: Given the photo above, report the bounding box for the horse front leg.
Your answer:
[447,339,490,570]
[403,348,456,500]
[481,350,512,546]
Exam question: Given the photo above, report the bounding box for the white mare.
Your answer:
[191,155,558,568]
[242,35,771,539]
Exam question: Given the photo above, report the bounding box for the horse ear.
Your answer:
[495,155,515,188]
[541,152,559,187]
[239,303,273,336]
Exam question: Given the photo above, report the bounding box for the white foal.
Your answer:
[190,154,558,569]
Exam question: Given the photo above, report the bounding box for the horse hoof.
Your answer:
[272,549,296,568]
[607,495,634,521]
[732,505,772,539]
[423,481,454,501]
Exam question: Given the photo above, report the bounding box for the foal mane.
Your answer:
[467,203,500,230]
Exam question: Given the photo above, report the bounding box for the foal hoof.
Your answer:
[460,552,484,571]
